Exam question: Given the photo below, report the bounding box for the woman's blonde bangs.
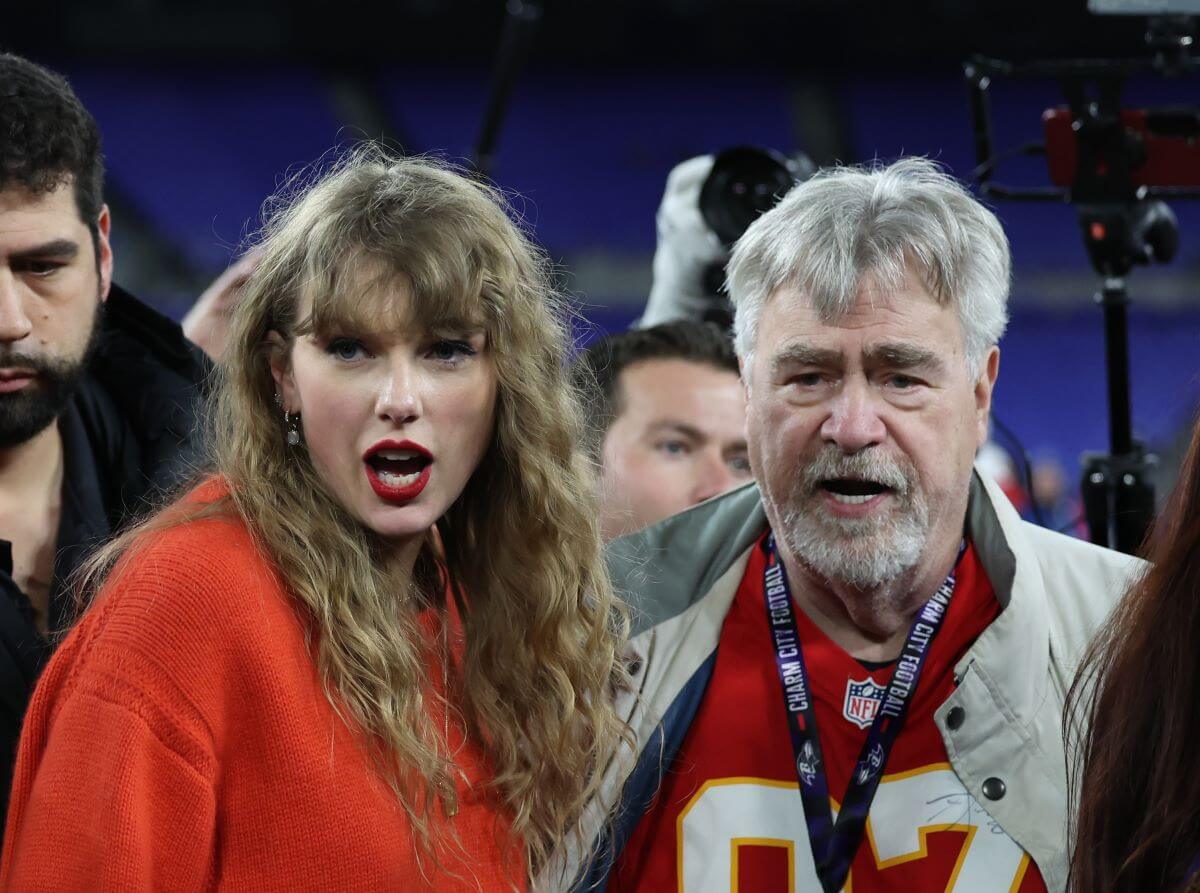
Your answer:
[293,250,490,347]
[266,155,508,346]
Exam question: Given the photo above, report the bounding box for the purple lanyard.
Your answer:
[762,534,961,893]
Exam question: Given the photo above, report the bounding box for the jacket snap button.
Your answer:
[982,777,1006,801]
[946,706,965,730]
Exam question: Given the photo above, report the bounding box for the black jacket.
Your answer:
[0,284,210,815]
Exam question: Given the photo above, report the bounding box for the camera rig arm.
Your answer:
[963,16,1199,554]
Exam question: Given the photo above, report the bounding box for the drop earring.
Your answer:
[285,410,301,446]
[274,392,301,447]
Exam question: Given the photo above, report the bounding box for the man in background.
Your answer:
[0,53,208,810]
[573,320,752,540]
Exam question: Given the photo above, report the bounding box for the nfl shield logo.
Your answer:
[843,677,886,730]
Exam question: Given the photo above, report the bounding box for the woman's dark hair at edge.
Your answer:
[1068,415,1200,892]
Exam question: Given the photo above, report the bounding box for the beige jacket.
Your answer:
[561,469,1142,893]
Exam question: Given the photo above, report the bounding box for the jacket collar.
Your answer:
[608,480,765,638]
[612,466,1051,719]
[93,283,212,444]
[961,469,1052,721]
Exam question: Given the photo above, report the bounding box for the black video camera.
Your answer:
[640,147,814,329]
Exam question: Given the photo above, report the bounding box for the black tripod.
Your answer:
[1079,275,1159,555]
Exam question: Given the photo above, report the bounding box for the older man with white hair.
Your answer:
[568,158,1139,893]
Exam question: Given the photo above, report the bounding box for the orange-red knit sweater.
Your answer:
[0,480,524,892]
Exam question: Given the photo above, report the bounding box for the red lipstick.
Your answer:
[362,439,433,503]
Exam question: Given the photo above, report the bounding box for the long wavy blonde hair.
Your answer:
[85,148,630,885]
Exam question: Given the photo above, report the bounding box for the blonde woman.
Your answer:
[0,150,629,891]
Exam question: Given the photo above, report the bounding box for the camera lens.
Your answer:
[699,146,798,245]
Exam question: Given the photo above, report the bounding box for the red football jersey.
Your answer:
[612,535,1048,892]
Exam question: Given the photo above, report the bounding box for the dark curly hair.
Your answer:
[0,53,104,243]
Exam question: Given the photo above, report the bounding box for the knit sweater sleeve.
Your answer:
[0,512,254,892]
[1,666,218,891]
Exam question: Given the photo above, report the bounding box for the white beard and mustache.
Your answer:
[777,446,931,590]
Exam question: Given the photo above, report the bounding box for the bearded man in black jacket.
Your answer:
[0,53,209,813]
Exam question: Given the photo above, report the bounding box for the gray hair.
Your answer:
[727,157,1010,376]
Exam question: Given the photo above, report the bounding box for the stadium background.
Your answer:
[6,0,1200,499]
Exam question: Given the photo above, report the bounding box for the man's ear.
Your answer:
[266,330,297,411]
[96,204,113,301]
[975,347,1001,449]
